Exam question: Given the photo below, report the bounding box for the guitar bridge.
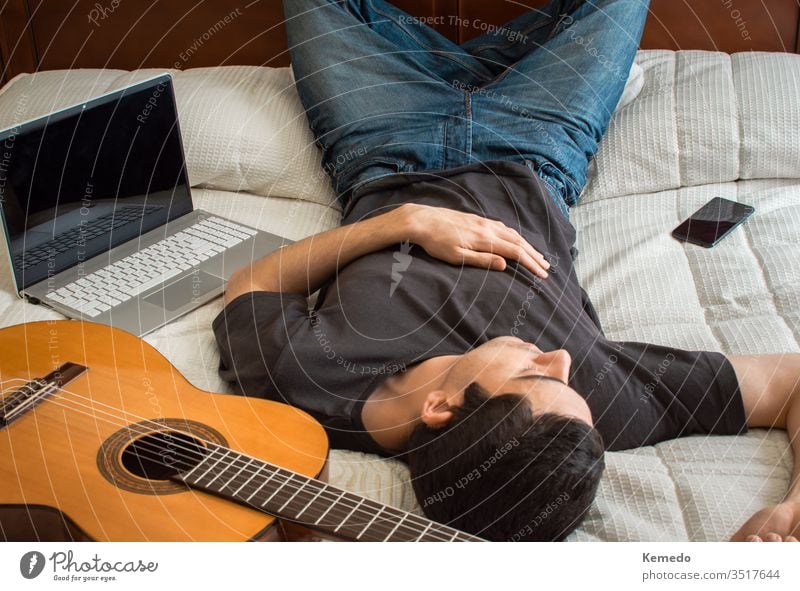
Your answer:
[0,362,88,427]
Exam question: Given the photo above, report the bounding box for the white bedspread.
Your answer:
[1,50,797,541]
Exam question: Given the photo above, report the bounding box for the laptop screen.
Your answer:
[0,75,193,291]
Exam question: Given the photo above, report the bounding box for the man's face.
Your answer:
[445,336,593,425]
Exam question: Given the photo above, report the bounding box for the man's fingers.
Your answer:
[786,536,798,542]
[763,533,783,542]
[505,227,549,266]
[443,215,551,275]
[478,237,548,278]
[499,227,550,270]
[512,241,548,278]
[497,241,547,277]
[460,249,506,271]
[745,535,763,542]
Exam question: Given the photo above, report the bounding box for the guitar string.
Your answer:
[0,378,47,409]
[1,378,476,542]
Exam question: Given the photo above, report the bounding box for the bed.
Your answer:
[1,1,799,541]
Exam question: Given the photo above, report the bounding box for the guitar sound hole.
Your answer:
[121,431,207,481]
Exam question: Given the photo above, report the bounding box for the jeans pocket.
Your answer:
[334,157,409,196]
[531,160,572,216]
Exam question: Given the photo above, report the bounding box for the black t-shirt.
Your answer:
[213,160,746,456]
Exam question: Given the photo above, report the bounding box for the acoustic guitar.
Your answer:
[0,321,482,542]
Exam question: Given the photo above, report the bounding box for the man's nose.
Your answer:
[538,349,572,382]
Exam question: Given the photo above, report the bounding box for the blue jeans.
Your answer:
[284,0,649,216]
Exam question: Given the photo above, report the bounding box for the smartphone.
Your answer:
[671,197,755,248]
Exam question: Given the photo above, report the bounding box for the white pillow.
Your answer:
[167,66,337,207]
[615,62,644,111]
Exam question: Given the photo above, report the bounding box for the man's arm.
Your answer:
[728,354,800,542]
[224,203,551,304]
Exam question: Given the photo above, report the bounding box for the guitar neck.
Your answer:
[175,443,483,542]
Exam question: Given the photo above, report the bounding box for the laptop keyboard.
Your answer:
[45,217,257,317]
[15,205,164,270]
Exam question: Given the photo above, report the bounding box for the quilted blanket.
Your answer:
[0,50,797,541]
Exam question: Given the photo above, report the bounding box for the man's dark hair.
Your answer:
[407,382,604,541]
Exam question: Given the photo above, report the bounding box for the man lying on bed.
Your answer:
[213,0,799,542]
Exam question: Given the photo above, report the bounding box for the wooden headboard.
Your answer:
[2,0,799,86]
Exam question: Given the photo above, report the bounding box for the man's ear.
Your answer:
[421,390,455,429]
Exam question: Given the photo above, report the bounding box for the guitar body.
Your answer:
[0,321,328,541]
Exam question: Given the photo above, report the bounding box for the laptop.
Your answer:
[0,74,288,336]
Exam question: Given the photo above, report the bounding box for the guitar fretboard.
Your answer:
[176,443,483,542]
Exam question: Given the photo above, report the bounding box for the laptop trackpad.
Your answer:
[143,270,224,312]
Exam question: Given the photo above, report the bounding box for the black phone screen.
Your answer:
[672,197,755,247]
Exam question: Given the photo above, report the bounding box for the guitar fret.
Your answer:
[334,498,363,533]
[295,483,328,519]
[382,513,407,541]
[356,506,383,540]
[428,523,456,542]
[203,450,232,487]
[373,504,425,541]
[345,510,393,541]
[314,491,345,525]
[220,458,252,491]
[259,472,292,508]
[245,467,277,502]
[413,516,466,542]
[415,521,432,542]
[179,457,204,480]
[232,462,260,496]
[349,502,423,542]
[277,478,308,513]
[189,448,224,482]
